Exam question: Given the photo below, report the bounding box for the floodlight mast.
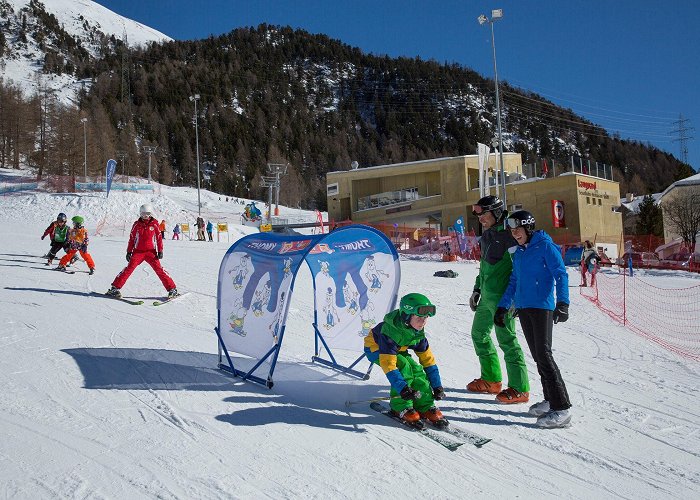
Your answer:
[477,9,507,207]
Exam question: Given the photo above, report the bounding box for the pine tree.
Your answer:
[636,195,663,237]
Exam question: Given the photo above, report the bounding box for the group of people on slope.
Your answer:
[194,217,214,241]
[41,213,95,274]
[366,195,571,430]
[42,205,179,299]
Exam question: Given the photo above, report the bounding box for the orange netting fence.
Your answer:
[581,271,700,361]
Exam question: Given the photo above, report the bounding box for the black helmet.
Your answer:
[57,213,67,222]
[473,195,505,222]
[506,210,536,233]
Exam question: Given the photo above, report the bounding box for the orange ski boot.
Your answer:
[495,387,530,404]
[390,408,421,425]
[466,378,502,394]
[420,407,448,429]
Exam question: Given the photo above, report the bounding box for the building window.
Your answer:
[327,183,339,196]
[586,197,590,204]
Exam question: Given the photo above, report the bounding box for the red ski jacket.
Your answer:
[127,217,163,253]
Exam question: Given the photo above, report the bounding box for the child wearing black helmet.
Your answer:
[495,210,572,428]
[41,213,70,265]
[363,293,447,426]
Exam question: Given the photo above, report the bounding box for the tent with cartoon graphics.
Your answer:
[216,225,400,388]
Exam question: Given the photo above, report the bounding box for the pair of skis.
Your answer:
[370,402,491,451]
[91,291,188,306]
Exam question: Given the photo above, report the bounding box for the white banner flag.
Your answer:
[477,143,491,198]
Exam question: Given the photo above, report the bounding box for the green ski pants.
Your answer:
[376,354,435,413]
[470,297,530,392]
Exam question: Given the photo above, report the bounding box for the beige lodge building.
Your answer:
[326,153,623,257]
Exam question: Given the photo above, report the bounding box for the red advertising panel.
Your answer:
[552,200,565,228]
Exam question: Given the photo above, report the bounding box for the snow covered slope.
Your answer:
[2,0,171,103]
[0,183,698,498]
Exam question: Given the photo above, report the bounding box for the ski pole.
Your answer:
[345,395,405,408]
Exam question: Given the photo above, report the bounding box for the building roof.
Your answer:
[326,153,520,175]
[660,172,700,200]
[620,192,662,212]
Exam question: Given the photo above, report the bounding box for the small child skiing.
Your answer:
[57,216,95,274]
[206,220,213,241]
[363,293,447,426]
[172,223,181,240]
[106,204,178,299]
[159,220,166,239]
[42,212,70,265]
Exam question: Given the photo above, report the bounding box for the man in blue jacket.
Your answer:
[494,210,572,428]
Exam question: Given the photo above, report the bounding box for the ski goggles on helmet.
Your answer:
[506,218,521,229]
[472,205,489,216]
[414,305,436,317]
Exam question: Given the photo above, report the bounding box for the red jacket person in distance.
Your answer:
[106,204,178,299]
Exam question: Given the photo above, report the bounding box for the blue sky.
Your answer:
[95,0,699,172]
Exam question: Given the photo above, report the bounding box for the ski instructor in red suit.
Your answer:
[106,204,178,299]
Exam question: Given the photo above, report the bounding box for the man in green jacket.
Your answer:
[467,196,529,404]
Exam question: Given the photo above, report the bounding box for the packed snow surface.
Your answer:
[1,173,698,499]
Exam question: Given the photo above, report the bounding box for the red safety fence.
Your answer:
[581,270,700,361]
[331,220,481,261]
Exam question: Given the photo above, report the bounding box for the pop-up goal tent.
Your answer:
[215,225,400,388]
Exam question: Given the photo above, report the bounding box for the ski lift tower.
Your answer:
[267,163,288,216]
[260,175,279,221]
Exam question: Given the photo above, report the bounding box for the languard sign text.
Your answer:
[577,179,611,199]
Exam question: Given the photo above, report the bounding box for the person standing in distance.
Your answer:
[466,196,530,404]
[495,210,572,428]
[106,204,178,299]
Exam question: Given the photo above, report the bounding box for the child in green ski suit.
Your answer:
[364,293,446,424]
[467,196,530,403]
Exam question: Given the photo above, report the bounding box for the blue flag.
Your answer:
[106,159,116,198]
[454,216,467,254]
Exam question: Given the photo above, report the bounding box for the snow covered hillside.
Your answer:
[0,183,698,499]
[2,0,171,103]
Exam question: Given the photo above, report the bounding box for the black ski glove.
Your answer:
[41,235,45,240]
[493,307,508,328]
[469,289,481,312]
[400,386,421,401]
[553,302,569,324]
[157,251,163,260]
[432,386,446,400]
[126,252,132,262]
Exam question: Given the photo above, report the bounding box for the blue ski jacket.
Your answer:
[498,230,569,311]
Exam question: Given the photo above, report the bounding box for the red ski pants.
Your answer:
[111,251,176,291]
[59,249,95,269]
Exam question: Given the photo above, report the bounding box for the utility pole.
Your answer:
[670,114,695,165]
[189,94,202,215]
[80,117,87,179]
[144,146,157,183]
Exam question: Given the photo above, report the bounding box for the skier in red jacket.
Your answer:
[106,204,178,299]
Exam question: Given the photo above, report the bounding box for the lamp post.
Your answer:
[80,117,87,179]
[478,8,507,207]
[189,94,202,215]
[144,146,157,183]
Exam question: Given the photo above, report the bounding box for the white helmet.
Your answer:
[139,203,154,216]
